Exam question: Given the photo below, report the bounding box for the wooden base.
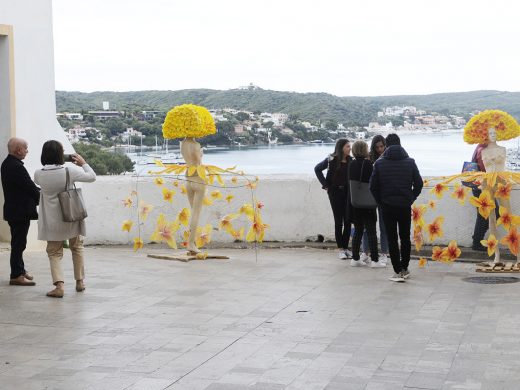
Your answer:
[476,262,520,273]
[147,252,230,262]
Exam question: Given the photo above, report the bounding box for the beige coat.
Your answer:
[34,164,96,241]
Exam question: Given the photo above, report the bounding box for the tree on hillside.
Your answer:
[236,112,250,122]
[325,119,338,130]
[73,143,134,175]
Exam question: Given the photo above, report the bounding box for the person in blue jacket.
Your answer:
[315,139,353,260]
[369,133,423,282]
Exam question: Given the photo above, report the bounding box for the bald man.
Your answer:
[1,138,40,286]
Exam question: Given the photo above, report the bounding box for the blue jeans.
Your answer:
[362,206,388,254]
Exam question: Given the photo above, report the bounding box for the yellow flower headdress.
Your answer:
[162,104,216,139]
[463,110,520,144]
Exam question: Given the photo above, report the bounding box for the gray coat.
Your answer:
[34,164,96,241]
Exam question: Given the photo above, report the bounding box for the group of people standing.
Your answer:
[2,138,96,297]
[315,133,423,282]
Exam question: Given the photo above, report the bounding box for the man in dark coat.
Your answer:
[369,133,423,282]
[1,137,40,286]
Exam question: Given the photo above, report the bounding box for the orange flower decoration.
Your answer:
[162,187,175,203]
[138,201,154,222]
[246,211,270,242]
[121,220,133,232]
[496,206,520,230]
[428,200,436,210]
[225,194,234,203]
[154,177,164,186]
[430,183,448,199]
[122,197,133,207]
[150,213,180,249]
[133,237,143,251]
[451,184,468,205]
[418,257,427,267]
[411,204,427,228]
[427,216,444,242]
[500,227,520,256]
[480,234,498,257]
[495,183,512,200]
[413,225,423,251]
[431,246,443,261]
[231,227,245,241]
[440,240,461,262]
[469,190,496,219]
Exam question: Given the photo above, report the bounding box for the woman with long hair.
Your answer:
[34,140,96,298]
[349,140,385,267]
[361,135,389,264]
[314,138,353,260]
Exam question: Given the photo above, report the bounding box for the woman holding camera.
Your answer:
[34,140,96,298]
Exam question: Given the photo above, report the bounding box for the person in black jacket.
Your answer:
[1,138,40,286]
[369,133,423,282]
[349,140,385,268]
[315,138,353,260]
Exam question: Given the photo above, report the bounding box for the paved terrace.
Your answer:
[1,246,519,390]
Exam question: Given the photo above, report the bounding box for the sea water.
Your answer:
[129,131,520,176]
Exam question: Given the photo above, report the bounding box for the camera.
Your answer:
[64,154,74,162]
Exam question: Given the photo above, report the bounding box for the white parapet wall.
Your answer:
[81,174,515,248]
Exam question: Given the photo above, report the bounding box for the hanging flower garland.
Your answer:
[417,110,520,266]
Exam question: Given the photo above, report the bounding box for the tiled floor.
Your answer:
[0,246,519,389]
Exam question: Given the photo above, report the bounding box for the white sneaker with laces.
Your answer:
[344,249,353,259]
[350,259,366,267]
[389,273,405,282]
[338,250,348,260]
[360,253,369,263]
[378,254,388,264]
[370,261,386,268]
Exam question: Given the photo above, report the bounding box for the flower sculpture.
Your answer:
[120,104,269,256]
[463,110,520,144]
[419,110,520,267]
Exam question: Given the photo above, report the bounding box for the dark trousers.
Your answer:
[328,188,351,249]
[471,188,499,249]
[8,220,30,279]
[352,215,378,262]
[381,206,411,274]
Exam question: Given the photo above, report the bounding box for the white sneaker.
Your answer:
[378,254,388,264]
[370,261,386,268]
[350,259,366,267]
[338,250,347,260]
[360,253,370,263]
[401,270,410,279]
[389,273,405,282]
[344,249,353,259]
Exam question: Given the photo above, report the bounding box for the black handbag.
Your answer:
[58,168,88,222]
[349,160,377,209]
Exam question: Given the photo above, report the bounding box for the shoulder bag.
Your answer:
[349,159,377,209]
[58,168,88,222]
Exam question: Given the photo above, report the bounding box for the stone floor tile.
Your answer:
[0,247,519,389]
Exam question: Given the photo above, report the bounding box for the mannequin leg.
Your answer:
[186,178,206,253]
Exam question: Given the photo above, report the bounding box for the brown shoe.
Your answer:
[23,272,34,281]
[9,275,36,286]
[75,280,85,292]
[46,287,64,298]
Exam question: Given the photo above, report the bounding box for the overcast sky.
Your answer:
[52,0,520,97]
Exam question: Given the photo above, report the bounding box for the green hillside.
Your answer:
[56,89,520,125]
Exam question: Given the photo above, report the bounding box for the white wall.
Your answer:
[0,0,72,246]
[81,175,496,248]
[0,0,71,165]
